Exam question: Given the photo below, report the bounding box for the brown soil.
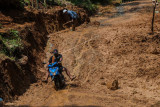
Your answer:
[4,0,160,106]
[0,6,89,102]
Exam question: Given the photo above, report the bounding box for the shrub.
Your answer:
[67,0,98,12]
[0,24,3,29]
[0,30,23,59]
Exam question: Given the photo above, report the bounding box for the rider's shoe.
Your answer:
[71,75,76,81]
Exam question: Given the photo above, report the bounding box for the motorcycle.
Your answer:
[48,62,65,90]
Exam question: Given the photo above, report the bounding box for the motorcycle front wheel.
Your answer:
[54,75,63,91]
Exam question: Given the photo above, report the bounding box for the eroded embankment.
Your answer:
[0,7,89,101]
[3,0,160,106]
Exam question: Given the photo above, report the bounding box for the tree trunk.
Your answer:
[36,0,39,9]
[31,0,34,8]
[151,0,157,33]
[44,0,47,8]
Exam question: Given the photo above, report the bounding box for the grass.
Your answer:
[24,0,30,4]
[66,0,122,13]
[4,29,22,49]
[67,0,98,13]
[56,0,64,6]
[0,53,16,61]
[0,29,23,59]
[0,23,3,29]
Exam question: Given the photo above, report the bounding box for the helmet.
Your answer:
[63,9,67,13]
[52,49,58,55]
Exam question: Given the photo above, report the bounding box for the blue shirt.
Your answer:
[0,98,3,102]
[67,10,78,19]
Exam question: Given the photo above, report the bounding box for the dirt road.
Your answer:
[7,0,160,106]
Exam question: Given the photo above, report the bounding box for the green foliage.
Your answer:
[0,24,3,29]
[20,0,31,6]
[0,29,23,59]
[24,0,30,4]
[68,0,98,12]
[9,29,19,37]
[7,29,23,50]
[47,0,55,5]
[56,0,63,6]
[67,0,114,13]
[19,0,24,7]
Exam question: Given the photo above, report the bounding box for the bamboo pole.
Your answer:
[31,0,34,8]
[151,0,157,33]
[36,0,39,9]
[44,0,47,8]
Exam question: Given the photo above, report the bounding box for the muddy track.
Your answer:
[6,0,160,106]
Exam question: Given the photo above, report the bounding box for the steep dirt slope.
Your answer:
[0,6,89,102]
[7,0,160,106]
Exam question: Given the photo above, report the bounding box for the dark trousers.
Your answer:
[72,19,76,31]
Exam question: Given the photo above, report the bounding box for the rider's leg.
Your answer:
[44,69,50,82]
[63,67,75,80]
[72,19,75,31]
[63,67,71,79]
[58,63,75,80]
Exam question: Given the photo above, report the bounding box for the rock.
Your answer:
[100,76,104,79]
[107,79,119,90]
[92,21,100,27]
[18,55,28,65]
[101,82,106,85]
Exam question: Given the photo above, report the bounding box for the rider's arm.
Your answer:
[48,56,53,64]
[59,54,63,63]
[59,57,63,62]
[44,69,50,82]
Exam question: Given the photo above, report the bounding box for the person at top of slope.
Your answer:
[63,9,79,31]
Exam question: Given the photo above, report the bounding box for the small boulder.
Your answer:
[101,82,106,85]
[18,55,28,65]
[107,79,119,90]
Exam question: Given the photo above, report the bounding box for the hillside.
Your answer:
[1,0,160,106]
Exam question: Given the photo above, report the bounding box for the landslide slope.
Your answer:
[0,4,89,102]
[7,0,160,106]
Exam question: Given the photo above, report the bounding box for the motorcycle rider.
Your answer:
[44,49,75,82]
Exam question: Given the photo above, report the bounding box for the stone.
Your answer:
[107,79,119,90]
[18,55,28,65]
[101,82,106,85]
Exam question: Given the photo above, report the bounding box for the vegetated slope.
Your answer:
[0,5,89,101]
[6,0,160,106]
